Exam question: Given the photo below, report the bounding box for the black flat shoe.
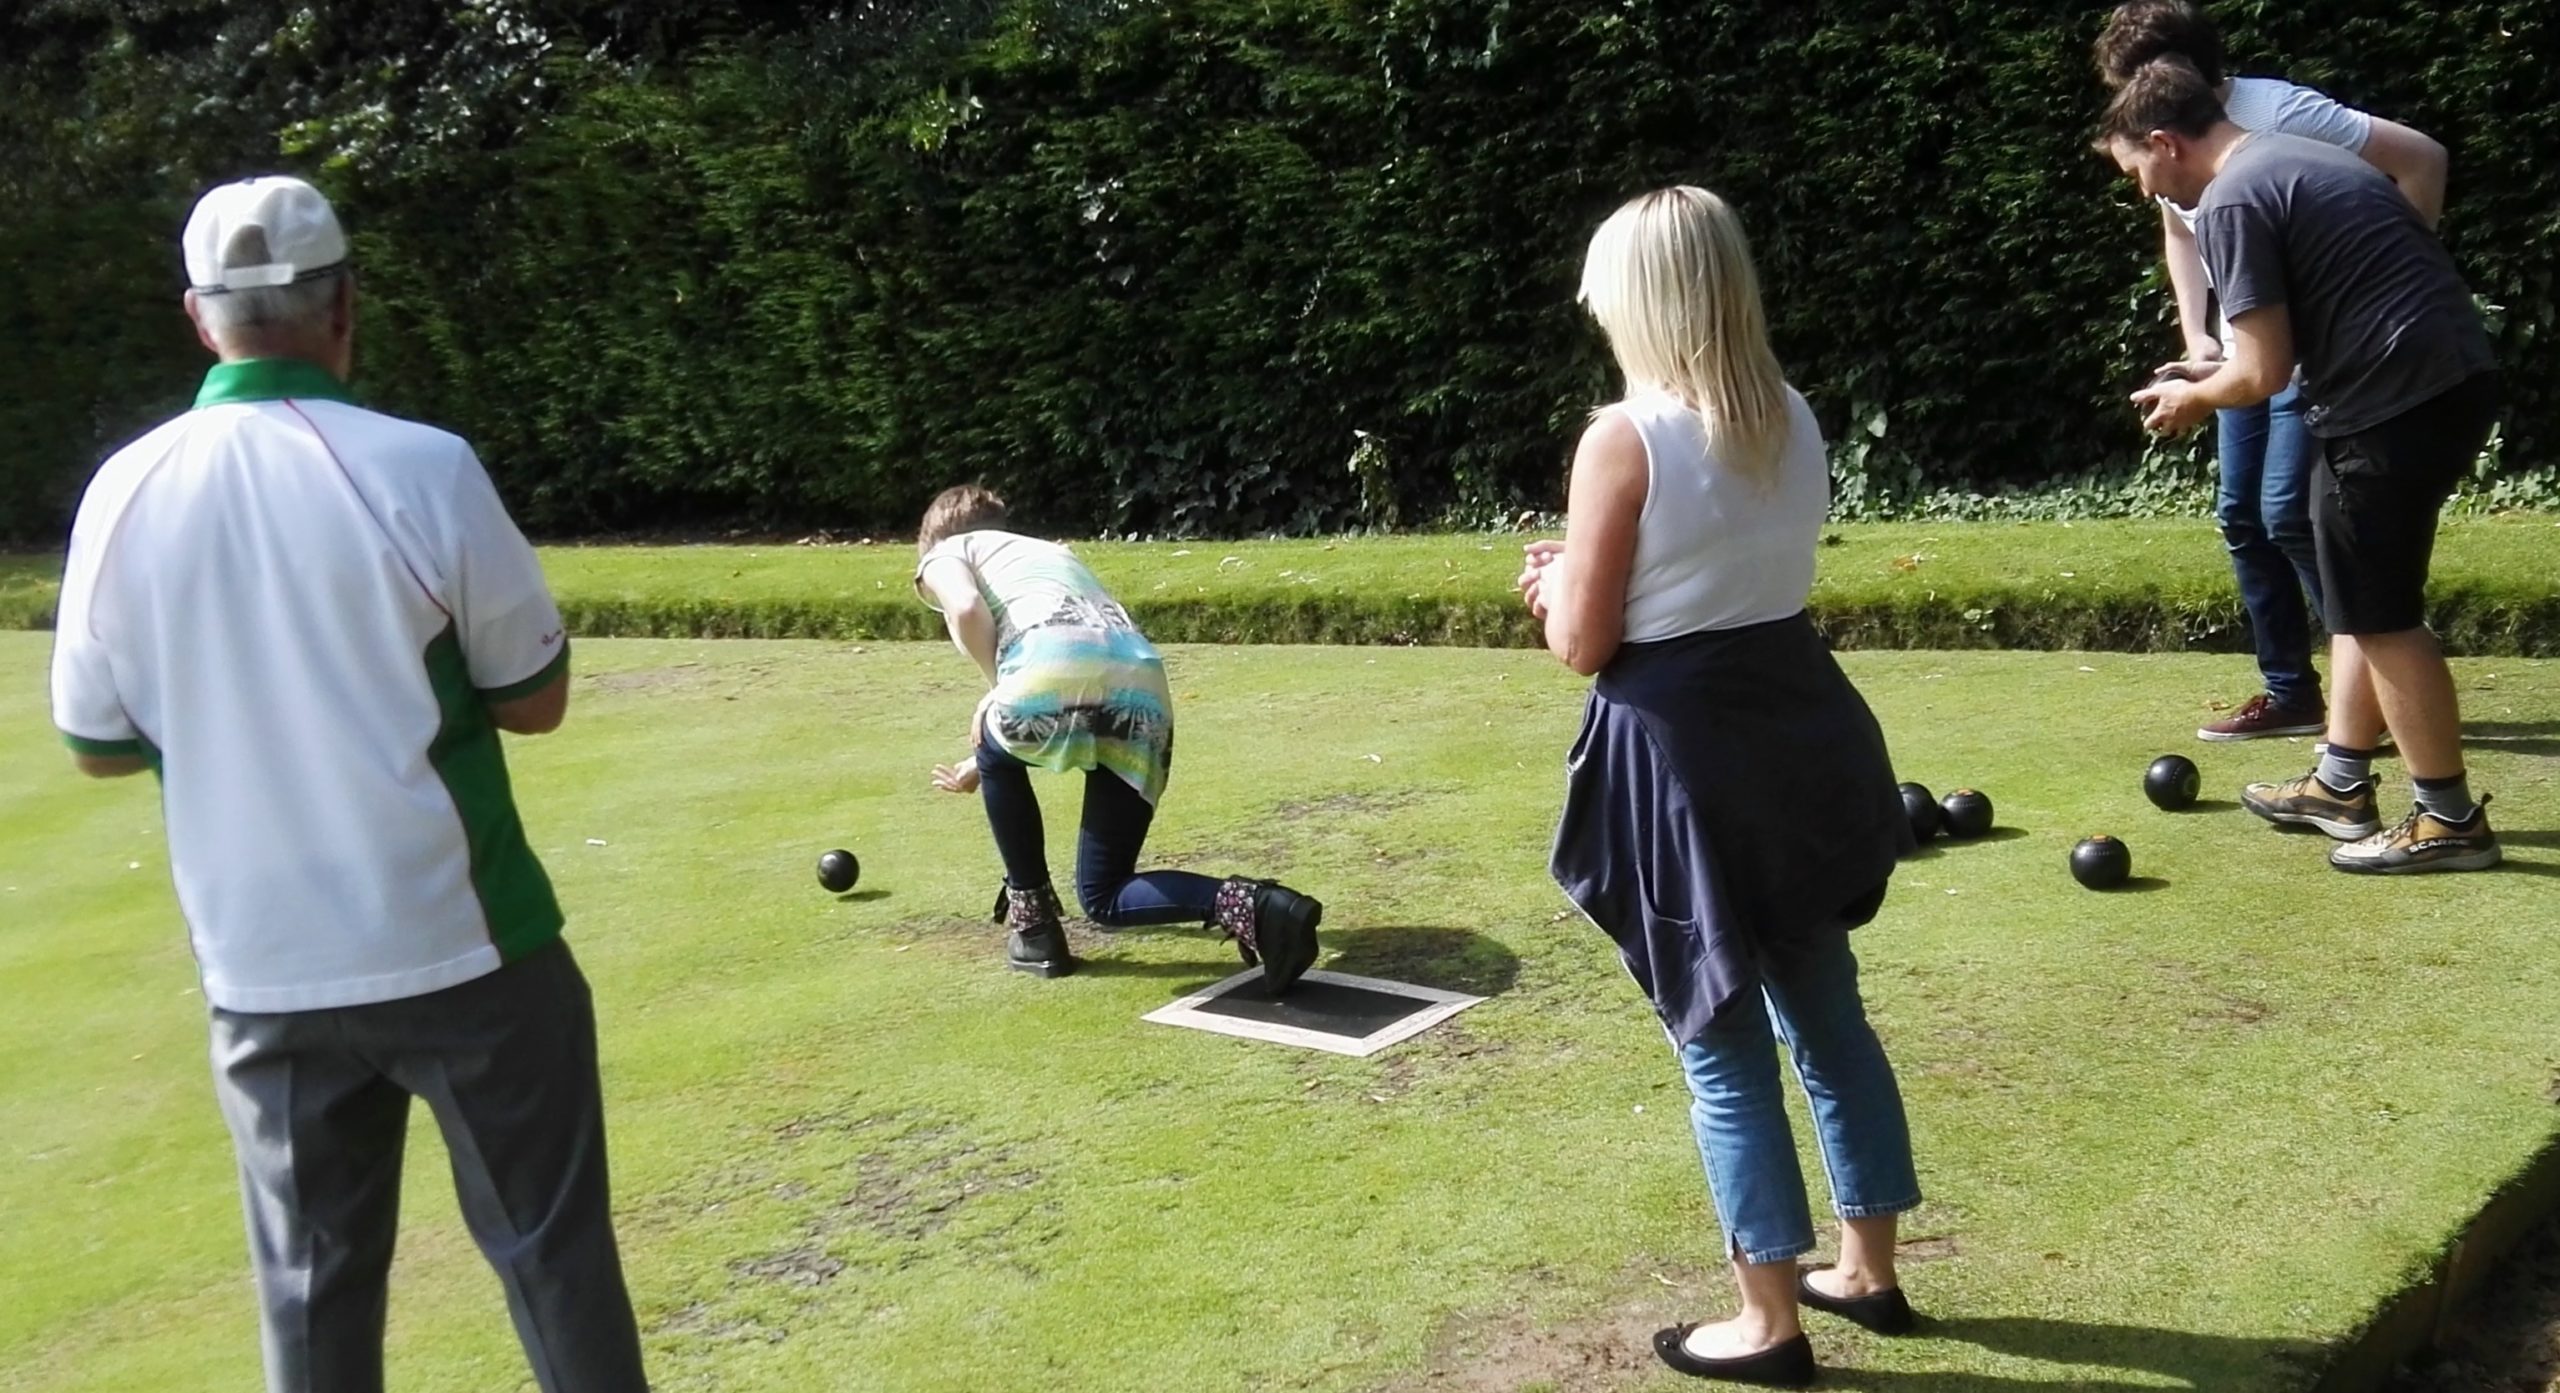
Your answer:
[1796,1269,1916,1335]
[1651,1326,1815,1386]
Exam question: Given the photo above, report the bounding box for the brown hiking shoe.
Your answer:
[2199,693,2326,742]
[2242,771,2382,840]
[2330,800,2501,875]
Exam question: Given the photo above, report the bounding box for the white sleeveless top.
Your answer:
[1614,386,1829,643]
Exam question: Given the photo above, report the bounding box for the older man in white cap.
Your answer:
[49,176,649,1391]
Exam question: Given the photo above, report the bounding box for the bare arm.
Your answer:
[2359,118,2448,229]
[487,666,571,735]
[919,558,999,686]
[2161,208,2221,360]
[1542,411,1647,678]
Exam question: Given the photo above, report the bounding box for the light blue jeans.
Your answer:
[1675,930,1920,1264]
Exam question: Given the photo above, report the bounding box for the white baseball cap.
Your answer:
[182,176,349,294]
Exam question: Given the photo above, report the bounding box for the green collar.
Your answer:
[194,358,358,409]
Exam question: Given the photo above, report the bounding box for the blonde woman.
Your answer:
[1521,187,1921,1385]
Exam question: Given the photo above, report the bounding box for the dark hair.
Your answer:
[2093,55,2228,147]
[2093,0,2226,89]
[917,484,1009,551]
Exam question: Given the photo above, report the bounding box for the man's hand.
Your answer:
[2182,336,2224,371]
[71,752,151,779]
[931,761,983,795]
[2132,375,2215,436]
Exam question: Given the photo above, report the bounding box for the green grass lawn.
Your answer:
[4,634,2558,1391]
[8,516,2560,651]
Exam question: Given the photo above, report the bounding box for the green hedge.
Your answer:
[9,520,2557,654]
[2,2,2554,542]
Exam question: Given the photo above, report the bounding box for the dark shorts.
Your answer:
[2311,372,2501,636]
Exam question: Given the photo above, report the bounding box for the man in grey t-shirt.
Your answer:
[2102,56,2503,876]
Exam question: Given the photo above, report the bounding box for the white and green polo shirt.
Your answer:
[50,358,571,1013]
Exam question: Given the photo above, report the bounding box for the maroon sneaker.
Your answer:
[2198,693,2326,742]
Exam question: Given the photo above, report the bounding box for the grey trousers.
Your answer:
[208,941,649,1393]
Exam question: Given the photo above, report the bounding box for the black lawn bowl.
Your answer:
[2144,754,2202,811]
[1899,782,1942,845]
[2070,835,2132,890]
[816,849,861,895]
[1939,788,1995,839]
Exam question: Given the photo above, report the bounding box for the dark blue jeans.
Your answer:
[2217,385,2326,710]
[975,729,1219,927]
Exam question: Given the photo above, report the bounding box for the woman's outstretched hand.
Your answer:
[931,761,982,795]
[1519,540,1563,619]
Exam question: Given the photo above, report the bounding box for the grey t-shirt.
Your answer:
[2196,132,2494,437]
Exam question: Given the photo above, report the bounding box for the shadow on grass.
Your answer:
[835,889,891,904]
[2107,875,2172,894]
[2489,829,2560,879]
[1065,926,1525,1000]
[2467,721,2560,758]
[2165,797,2241,815]
[1319,925,1524,999]
[1069,956,1235,984]
[1829,1314,2324,1390]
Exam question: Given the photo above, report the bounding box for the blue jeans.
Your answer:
[2217,386,2326,710]
[975,729,1220,926]
[1676,930,1920,1265]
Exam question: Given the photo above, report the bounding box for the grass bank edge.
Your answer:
[2,518,2554,654]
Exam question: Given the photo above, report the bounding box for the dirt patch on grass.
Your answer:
[1376,1264,1714,1393]
[649,1302,788,1344]
[1285,1020,1518,1106]
[733,1245,846,1287]
[1271,790,1427,822]
[1147,842,1294,873]
[726,1109,1053,1293]
[2154,961,2277,1030]
[1896,1233,1962,1262]
[586,663,710,694]
[835,1135,1044,1244]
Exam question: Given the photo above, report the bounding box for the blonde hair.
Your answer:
[1577,186,1791,484]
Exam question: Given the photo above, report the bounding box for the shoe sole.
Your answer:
[1008,956,1075,978]
[2245,805,2380,840]
[2198,724,2327,742]
[2331,846,2503,875]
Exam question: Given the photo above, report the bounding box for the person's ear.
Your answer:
[183,290,219,355]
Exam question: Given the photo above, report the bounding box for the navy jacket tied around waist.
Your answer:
[1548,611,1912,1045]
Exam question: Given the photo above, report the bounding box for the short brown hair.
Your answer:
[918,484,1008,551]
[2093,0,2225,89]
[2093,56,2227,148]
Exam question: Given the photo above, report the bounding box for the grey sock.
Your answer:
[2412,773,2477,822]
[2317,745,2375,793]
